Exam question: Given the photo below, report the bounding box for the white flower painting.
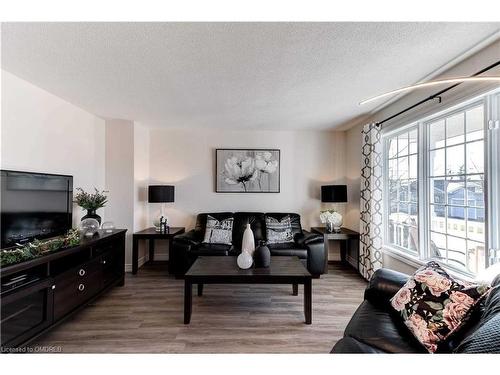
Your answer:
[216,149,280,192]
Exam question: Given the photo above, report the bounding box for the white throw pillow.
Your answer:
[203,215,234,245]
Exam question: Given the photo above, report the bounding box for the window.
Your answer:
[383,88,500,276]
[427,105,486,274]
[386,128,418,253]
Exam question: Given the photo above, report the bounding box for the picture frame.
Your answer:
[215,148,280,193]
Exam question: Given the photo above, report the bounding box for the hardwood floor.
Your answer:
[33,262,367,353]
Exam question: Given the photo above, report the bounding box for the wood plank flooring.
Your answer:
[32,262,367,353]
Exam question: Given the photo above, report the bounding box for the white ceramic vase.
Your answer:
[241,223,255,256]
[237,251,253,269]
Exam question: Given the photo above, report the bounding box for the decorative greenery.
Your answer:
[74,187,108,211]
[0,229,81,267]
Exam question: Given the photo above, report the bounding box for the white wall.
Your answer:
[133,123,151,264]
[105,119,135,267]
[343,123,363,232]
[148,127,346,260]
[1,71,106,225]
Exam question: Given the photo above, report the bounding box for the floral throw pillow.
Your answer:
[390,261,490,353]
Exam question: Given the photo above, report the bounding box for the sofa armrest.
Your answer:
[293,230,326,275]
[294,230,323,247]
[173,229,202,247]
[364,268,410,307]
[171,230,203,276]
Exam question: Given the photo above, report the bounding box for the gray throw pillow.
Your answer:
[203,215,233,245]
[266,215,294,244]
[454,313,500,353]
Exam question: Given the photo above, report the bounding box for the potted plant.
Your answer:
[74,187,108,224]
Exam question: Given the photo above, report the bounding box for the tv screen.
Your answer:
[1,170,73,249]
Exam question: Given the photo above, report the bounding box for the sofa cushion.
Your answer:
[344,300,427,353]
[390,261,490,353]
[331,337,387,354]
[202,215,234,245]
[191,243,233,256]
[232,212,265,250]
[265,215,294,244]
[269,247,308,259]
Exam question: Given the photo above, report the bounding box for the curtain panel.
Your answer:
[359,123,383,280]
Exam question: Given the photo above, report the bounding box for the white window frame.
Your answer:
[382,87,500,277]
[424,98,487,275]
[383,124,420,258]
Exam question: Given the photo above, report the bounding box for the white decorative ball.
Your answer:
[237,251,253,269]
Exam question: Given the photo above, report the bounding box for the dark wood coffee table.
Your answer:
[184,256,312,324]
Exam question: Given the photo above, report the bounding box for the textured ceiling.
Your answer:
[2,22,499,130]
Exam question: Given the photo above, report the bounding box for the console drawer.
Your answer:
[53,259,102,320]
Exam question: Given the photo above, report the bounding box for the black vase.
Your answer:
[82,209,101,225]
[254,242,271,268]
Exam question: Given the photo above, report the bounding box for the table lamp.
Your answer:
[321,185,347,232]
[148,185,174,232]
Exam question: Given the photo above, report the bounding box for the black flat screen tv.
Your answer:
[1,170,73,249]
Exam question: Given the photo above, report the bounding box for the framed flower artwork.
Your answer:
[215,149,280,193]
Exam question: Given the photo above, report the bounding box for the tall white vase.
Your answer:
[241,223,255,256]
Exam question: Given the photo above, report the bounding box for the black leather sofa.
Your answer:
[171,212,326,277]
[331,268,500,353]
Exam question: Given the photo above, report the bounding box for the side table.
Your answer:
[132,227,185,274]
[310,227,360,270]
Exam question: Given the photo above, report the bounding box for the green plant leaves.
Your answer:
[401,309,408,320]
[431,310,444,322]
[1,229,81,267]
[74,187,108,210]
[425,301,443,310]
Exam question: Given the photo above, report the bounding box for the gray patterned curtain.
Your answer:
[359,123,383,280]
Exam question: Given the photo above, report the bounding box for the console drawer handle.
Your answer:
[78,269,86,276]
[78,284,85,291]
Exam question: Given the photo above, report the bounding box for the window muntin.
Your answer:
[427,104,485,274]
[386,128,419,253]
[383,90,500,276]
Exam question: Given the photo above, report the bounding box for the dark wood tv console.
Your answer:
[0,229,126,350]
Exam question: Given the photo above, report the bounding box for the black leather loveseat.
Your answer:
[331,268,500,353]
[171,212,326,277]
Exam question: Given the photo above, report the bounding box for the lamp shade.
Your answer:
[321,185,347,203]
[148,185,175,203]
